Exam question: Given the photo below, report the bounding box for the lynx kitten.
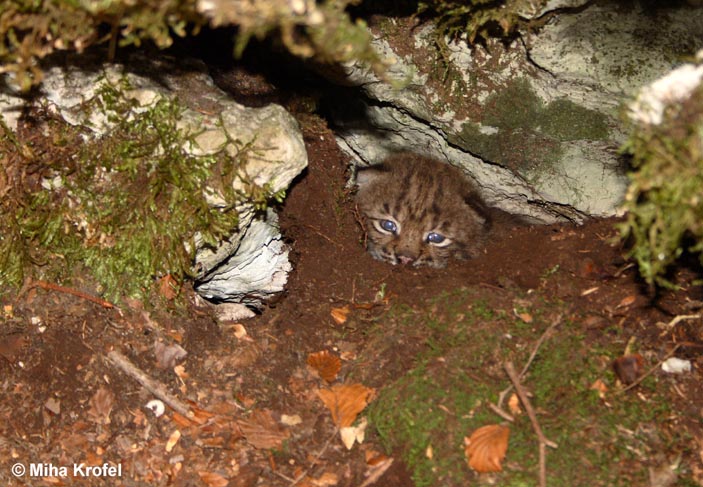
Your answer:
[355,153,489,268]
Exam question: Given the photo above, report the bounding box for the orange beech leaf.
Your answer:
[198,471,229,487]
[317,383,375,428]
[311,471,339,486]
[166,330,184,343]
[237,409,290,449]
[171,411,197,428]
[158,274,179,300]
[165,429,181,452]
[330,306,351,325]
[464,424,510,473]
[307,350,342,382]
[590,378,608,398]
[365,449,390,466]
[190,405,214,424]
[617,295,636,308]
[517,312,533,323]
[83,451,103,466]
[507,393,521,415]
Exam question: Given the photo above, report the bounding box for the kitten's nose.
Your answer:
[397,254,415,265]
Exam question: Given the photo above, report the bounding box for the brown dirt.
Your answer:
[2,73,703,487]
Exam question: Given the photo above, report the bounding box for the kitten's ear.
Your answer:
[464,193,491,229]
[355,164,388,188]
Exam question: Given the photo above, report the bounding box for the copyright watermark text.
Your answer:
[12,462,122,478]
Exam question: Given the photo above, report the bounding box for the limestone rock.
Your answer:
[329,4,703,222]
[3,55,306,305]
[195,209,291,305]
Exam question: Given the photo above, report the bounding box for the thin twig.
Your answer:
[352,202,368,249]
[504,361,557,487]
[617,344,682,394]
[497,315,561,409]
[27,279,116,309]
[303,224,344,248]
[661,314,700,333]
[357,457,394,487]
[283,428,338,486]
[488,403,515,422]
[519,314,562,379]
[106,350,194,418]
[504,362,558,449]
[539,442,546,487]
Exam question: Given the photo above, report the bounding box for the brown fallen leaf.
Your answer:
[174,364,188,379]
[590,378,608,398]
[464,424,510,473]
[158,274,180,301]
[165,429,181,452]
[516,311,533,323]
[617,295,637,309]
[45,397,61,415]
[88,387,115,425]
[307,350,342,382]
[612,354,644,385]
[576,257,597,278]
[340,417,367,450]
[317,383,375,428]
[227,465,261,487]
[229,341,263,368]
[0,334,30,362]
[237,409,290,449]
[311,471,339,486]
[2,304,13,318]
[154,340,188,369]
[507,393,521,415]
[198,471,229,487]
[330,305,351,325]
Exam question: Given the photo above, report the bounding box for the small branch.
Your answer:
[519,314,562,380]
[660,314,700,334]
[488,403,515,422]
[357,456,394,487]
[539,442,546,487]
[303,224,345,249]
[106,350,194,418]
[497,315,561,409]
[28,279,116,309]
[504,361,557,487]
[352,203,368,249]
[504,362,557,450]
[278,428,338,486]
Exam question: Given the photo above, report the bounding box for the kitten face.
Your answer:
[355,153,490,268]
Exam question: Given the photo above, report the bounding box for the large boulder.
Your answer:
[0,55,307,305]
[329,2,703,223]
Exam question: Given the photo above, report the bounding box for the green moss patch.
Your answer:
[451,78,609,176]
[619,84,703,288]
[364,288,682,486]
[0,76,278,301]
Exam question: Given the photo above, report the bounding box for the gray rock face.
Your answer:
[1,56,307,305]
[330,3,703,223]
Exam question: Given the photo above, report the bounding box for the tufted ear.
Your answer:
[355,164,389,188]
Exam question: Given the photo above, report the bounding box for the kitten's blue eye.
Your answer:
[380,219,397,233]
[426,232,445,244]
